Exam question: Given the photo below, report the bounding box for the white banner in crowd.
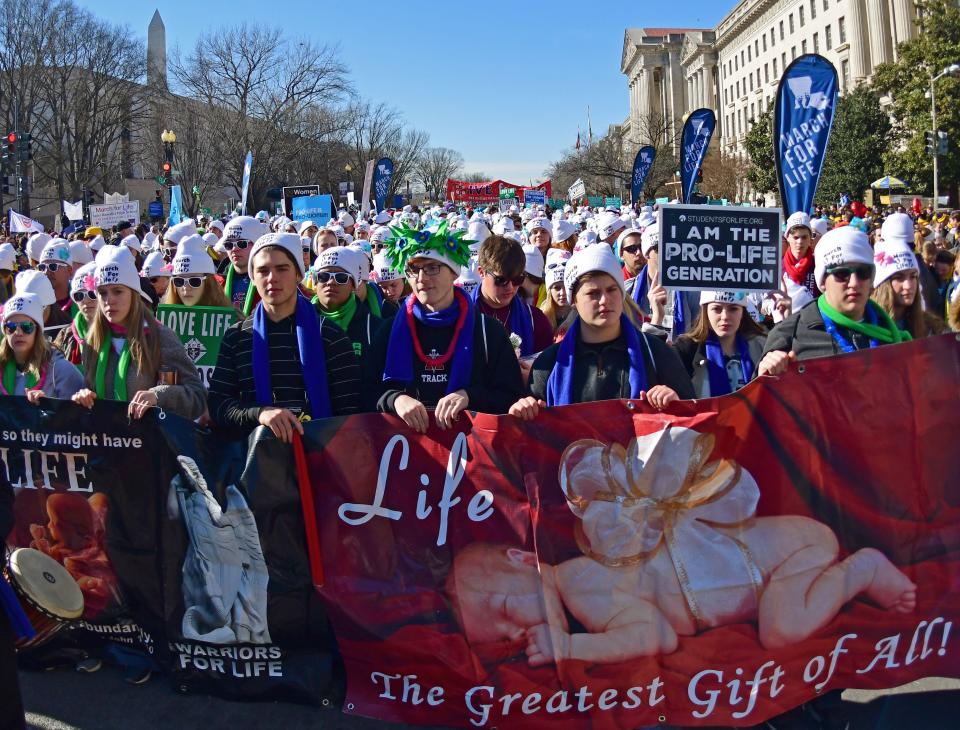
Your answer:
[8,210,43,233]
[89,201,140,229]
[62,200,84,221]
[103,192,130,205]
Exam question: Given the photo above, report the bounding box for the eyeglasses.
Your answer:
[826,264,874,283]
[38,262,67,273]
[173,276,205,289]
[3,321,36,335]
[222,239,251,251]
[621,245,642,255]
[405,263,443,278]
[314,271,352,285]
[490,273,526,287]
[71,290,97,303]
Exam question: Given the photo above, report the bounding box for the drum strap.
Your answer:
[0,573,35,641]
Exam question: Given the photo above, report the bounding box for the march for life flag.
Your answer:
[240,150,253,215]
[8,210,42,233]
[631,145,656,204]
[680,109,715,204]
[774,54,838,216]
[373,157,394,211]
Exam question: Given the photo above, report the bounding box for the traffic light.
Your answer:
[18,133,32,161]
[1,175,14,195]
[5,132,16,158]
[936,131,949,155]
[925,130,936,155]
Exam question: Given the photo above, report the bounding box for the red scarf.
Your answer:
[783,248,814,286]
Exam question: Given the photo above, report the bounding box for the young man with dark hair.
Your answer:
[473,235,554,356]
[209,232,361,442]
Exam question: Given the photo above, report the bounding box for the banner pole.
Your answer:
[292,431,325,589]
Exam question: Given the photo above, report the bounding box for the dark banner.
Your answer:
[774,54,839,216]
[300,335,960,727]
[446,179,553,205]
[680,108,715,205]
[373,158,394,212]
[631,145,656,204]
[659,203,783,291]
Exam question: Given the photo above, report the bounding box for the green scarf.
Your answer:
[73,310,88,341]
[817,295,912,345]
[224,265,256,317]
[313,292,358,332]
[95,329,132,401]
[365,285,382,318]
[2,360,37,395]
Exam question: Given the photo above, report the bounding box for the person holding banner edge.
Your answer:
[759,227,911,376]
[208,232,361,442]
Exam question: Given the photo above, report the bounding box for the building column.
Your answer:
[698,68,706,109]
[646,66,659,119]
[637,67,651,120]
[704,63,716,109]
[847,0,871,80]
[866,0,893,69]
[891,0,917,50]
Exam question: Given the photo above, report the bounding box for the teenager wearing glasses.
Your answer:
[759,227,912,376]
[36,239,75,329]
[71,246,206,421]
[219,216,268,317]
[140,250,172,299]
[364,222,524,432]
[310,246,381,359]
[164,235,232,308]
[53,262,98,366]
[472,235,554,356]
[1,292,83,401]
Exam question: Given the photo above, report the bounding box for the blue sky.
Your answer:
[81,0,727,184]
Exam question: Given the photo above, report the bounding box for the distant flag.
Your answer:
[576,126,581,152]
[587,106,593,146]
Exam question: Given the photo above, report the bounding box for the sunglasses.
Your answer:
[173,276,205,289]
[371,243,386,251]
[491,273,526,287]
[302,244,312,253]
[162,248,177,260]
[621,245,642,255]
[315,271,352,285]
[405,263,443,278]
[826,264,874,282]
[71,290,97,303]
[3,321,36,335]
[222,239,251,251]
[38,262,67,273]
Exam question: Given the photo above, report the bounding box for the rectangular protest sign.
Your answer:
[568,178,585,201]
[89,201,140,229]
[155,305,237,388]
[658,203,782,292]
[291,194,333,226]
[282,185,320,217]
[298,335,960,727]
[522,188,545,207]
[605,196,622,208]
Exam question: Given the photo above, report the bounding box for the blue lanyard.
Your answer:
[821,305,878,353]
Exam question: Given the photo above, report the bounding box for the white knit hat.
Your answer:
[313,245,362,285]
[553,219,577,244]
[120,233,142,253]
[596,211,626,241]
[164,220,198,245]
[140,251,171,279]
[492,216,514,234]
[873,240,918,288]
[545,248,571,289]
[525,217,552,237]
[70,262,97,296]
[346,243,371,281]
[88,234,106,252]
[94,244,152,303]
[563,244,624,302]
[699,290,748,306]
[172,235,217,276]
[814,227,875,289]
[466,220,490,253]
[223,215,269,244]
[640,222,660,257]
[27,233,52,262]
[14,270,56,306]
[455,261,482,296]
[810,217,830,237]
[522,243,544,279]
[2,292,44,327]
[372,252,401,282]
[879,213,914,247]
[248,232,305,277]
[0,242,16,270]
[785,211,812,233]
[374,210,392,225]
[40,238,72,265]
[68,240,94,265]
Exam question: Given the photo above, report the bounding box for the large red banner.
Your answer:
[446,178,552,204]
[301,334,960,727]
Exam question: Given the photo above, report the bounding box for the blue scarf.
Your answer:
[383,290,475,394]
[631,266,686,335]
[820,300,879,353]
[252,294,332,419]
[545,314,648,406]
[704,333,754,396]
[472,286,534,356]
[672,290,687,336]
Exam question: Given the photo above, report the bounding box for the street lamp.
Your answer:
[930,63,959,212]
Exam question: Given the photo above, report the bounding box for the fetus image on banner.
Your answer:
[170,456,272,644]
[447,426,917,665]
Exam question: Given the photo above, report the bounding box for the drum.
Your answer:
[4,548,84,650]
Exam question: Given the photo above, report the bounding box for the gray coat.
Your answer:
[81,321,206,420]
[762,300,878,361]
[6,349,84,399]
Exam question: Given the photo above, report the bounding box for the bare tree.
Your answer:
[461,171,490,182]
[415,147,463,202]
[170,23,352,211]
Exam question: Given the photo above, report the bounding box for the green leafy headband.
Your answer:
[384,220,474,273]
